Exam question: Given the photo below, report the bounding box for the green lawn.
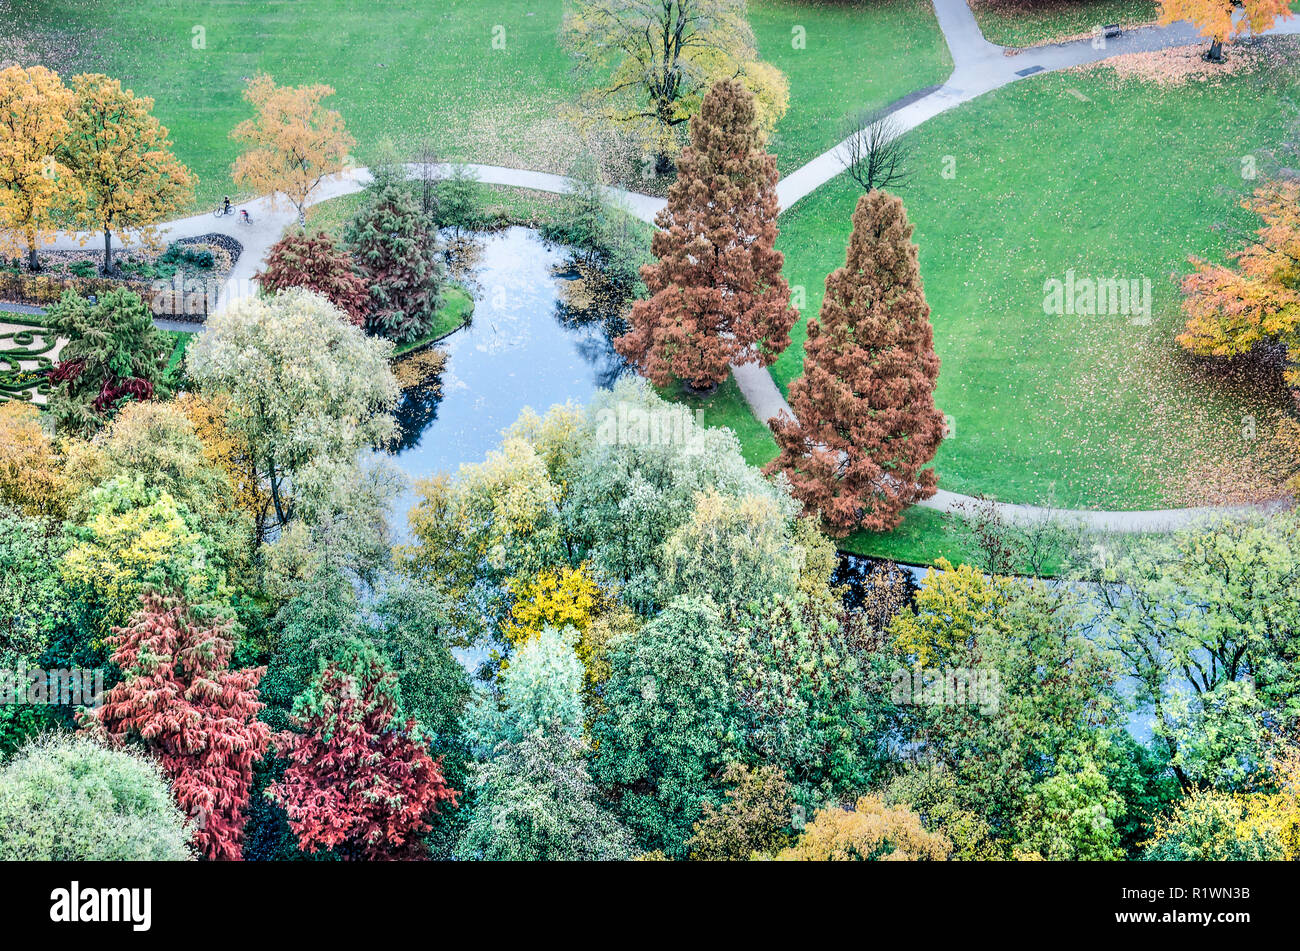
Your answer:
[969,0,1158,47]
[662,376,782,467]
[751,0,952,174]
[8,0,952,210]
[302,183,566,242]
[774,43,1300,512]
[7,0,587,211]
[162,329,192,382]
[392,286,475,356]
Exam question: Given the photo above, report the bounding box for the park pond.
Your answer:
[386,225,627,528]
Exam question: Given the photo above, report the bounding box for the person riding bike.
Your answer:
[240,208,252,225]
[222,196,231,215]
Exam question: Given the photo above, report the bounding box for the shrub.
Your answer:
[0,733,193,860]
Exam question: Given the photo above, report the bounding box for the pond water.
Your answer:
[387,227,626,526]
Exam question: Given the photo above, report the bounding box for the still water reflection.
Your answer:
[387,227,627,521]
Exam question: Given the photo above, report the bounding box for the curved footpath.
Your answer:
[37,1,1300,531]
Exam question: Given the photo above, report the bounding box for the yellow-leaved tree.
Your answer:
[501,563,603,650]
[0,400,68,517]
[175,392,272,534]
[0,65,81,269]
[889,558,1014,667]
[230,74,354,226]
[775,796,952,861]
[562,0,788,175]
[1158,0,1295,61]
[65,73,197,274]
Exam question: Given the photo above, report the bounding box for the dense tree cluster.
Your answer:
[5,21,1300,868]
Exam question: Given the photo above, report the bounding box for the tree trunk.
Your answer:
[269,467,290,528]
[26,244,39,272]
[1207,38,1224,62]
[102,229,114,275]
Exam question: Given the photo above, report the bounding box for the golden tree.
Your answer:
[563,0,788,174]
[776,796,952,861]
[0,65,81,269]
[66,74,196,274]
[0,400,68,518]
[230,74,354,226]
[1158,0,1294,61]
[1177,179,1300,395]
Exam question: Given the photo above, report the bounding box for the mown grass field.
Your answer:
[774,45,1300,516]
[5,0,951,209]
[969,0,1158,47]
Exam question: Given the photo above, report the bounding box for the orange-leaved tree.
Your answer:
[65,73,196,274]
[615,78,796,392]
[1157,0,1295,61]
[766,190,944,535]
[1177,179,1300,396]
[0,65,81,269]
[230,74,353,226]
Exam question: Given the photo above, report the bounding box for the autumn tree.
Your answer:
[776,796,951,861]
[1143,789,1284,859]
[270,640,458,860]
[58,477,223,640]
[175,392,272,537]
[87,594,271,860]
[65,73,196,274]
[343,179,446,344]
[0,400,68,517]
[562,0,788,173]
[1157,0,1294,62]
[0,65,81,269]
[615,79,796,392]
[766,190,944,534]
[92,399,254,577]
[1178,179,1300,397]
[687,763,796,860]
[500,564,602,651]
[45,288,173,435]
[186,287,398,533]
[257,230,368,325]
[231,74,353,226]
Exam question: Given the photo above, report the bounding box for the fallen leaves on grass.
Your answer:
[1071,39,1291,88]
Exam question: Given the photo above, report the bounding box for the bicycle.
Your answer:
[238,210,253,226]
[213,203,235,219]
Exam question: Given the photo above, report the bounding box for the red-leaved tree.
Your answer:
[269,641,458,860]
[256,230,369,325]
[615,79,796,392]
[766,190,944,534]
[85,593,271,860]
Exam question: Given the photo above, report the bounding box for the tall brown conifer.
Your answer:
[767,190,944,534]
[615,79,796,391]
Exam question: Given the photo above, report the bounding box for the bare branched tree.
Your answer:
[839,108,911,193]
[408,136,442,220]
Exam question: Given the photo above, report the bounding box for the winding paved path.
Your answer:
[35,1,1300,531]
